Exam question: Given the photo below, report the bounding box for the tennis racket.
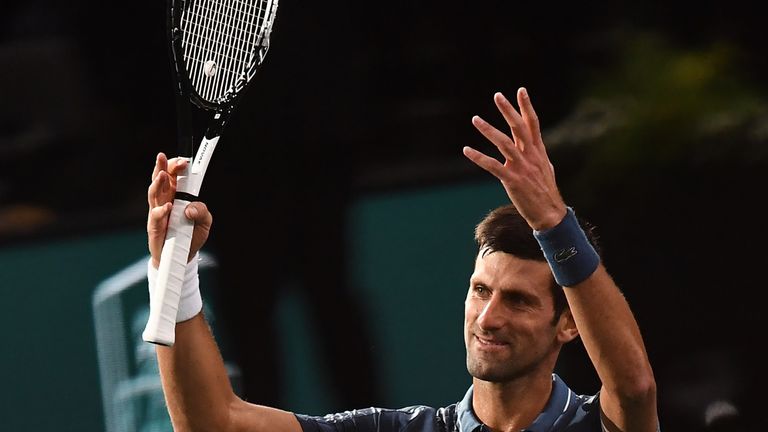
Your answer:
[143,0,279,346]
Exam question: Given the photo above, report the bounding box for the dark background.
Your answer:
[1,1,766,431]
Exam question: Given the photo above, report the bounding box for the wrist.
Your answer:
[147,252,203,322]
[533,207,600,287]
[529,206,568,231]
[177,253,203,322]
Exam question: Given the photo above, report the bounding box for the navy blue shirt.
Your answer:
[295,374,602,432]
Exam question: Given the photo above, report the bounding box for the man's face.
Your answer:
[464,250,565,383]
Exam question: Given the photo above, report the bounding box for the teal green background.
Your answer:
[0,230,149,431]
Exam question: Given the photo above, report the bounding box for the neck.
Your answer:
[471,372,553,432]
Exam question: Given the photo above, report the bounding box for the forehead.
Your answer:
[471,250,554,296]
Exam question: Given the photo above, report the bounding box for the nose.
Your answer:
[476,294,505,331]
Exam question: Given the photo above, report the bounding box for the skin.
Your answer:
[147,87,658,432]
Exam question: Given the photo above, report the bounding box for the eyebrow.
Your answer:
[479,245,494,258]
[469,276,489,288]
[501,289,540,305]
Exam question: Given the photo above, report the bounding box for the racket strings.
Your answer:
[184,52,238,74]
[182,23,253,60]
[180,0,275,104]
[185,4,267,45]
[191,2,268,28]
[184,0,257,100]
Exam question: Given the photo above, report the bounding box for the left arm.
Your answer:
[563,266,657,432]
[464,88,657,432]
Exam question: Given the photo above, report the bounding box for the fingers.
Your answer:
[151,152,168,182]
[147,202,172,267]
[148,202,172,233]
[148,154,189,208]
[148,171,171,208]
[493,92,528,152]
[151,153,188,183]
[517,87,544,148]
[471,115,521,163]
[167,157,189,177]
[462,146,508,180]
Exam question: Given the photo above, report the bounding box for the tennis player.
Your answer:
[146,87,658,432]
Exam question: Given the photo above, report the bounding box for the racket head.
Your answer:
[168,0,279,112]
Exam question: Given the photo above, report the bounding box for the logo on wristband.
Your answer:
[554,246,578,263]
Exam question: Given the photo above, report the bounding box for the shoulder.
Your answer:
[539,375,602,431]
[562,393,662,432]
[560,393,602,431]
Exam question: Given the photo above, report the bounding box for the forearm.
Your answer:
[566,267,654,390]
[156,313,238,432]
[564,266,657,429]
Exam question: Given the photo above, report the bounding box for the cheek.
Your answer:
[464,299,477,324]
[463,302,475,335]
[463,313,475,348]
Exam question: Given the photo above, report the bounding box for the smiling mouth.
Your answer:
[475,335,508,347]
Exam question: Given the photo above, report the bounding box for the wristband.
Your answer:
[533,207,600,287]
[147,252,203,322]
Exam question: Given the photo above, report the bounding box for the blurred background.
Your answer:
[1,1,765,431]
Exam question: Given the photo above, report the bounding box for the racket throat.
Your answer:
[192,135,218,174]
[176,135,220,197]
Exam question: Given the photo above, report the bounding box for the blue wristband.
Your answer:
[533,207,600,287]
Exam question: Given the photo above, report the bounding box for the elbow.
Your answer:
[615,368,657,406]
[175,413,232,432]
[173,397,237,432]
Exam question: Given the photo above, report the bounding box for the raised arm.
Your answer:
[147,152,301,432]
[463,89,658,432]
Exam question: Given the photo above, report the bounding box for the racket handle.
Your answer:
[142,197,194,346]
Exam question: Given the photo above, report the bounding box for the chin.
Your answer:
[467,359,516,383]
[470,369,514,383]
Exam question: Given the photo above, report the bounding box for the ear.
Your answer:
[556,308,579,344]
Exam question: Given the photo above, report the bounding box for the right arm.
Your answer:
[147,153,302,432]
[157,315,300,432]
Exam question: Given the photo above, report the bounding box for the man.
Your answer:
[146,87,658,431]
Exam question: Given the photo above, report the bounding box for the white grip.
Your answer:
[142,198,194,346]
[142,137,218,346]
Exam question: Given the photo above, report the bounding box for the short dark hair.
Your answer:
[474,204,601,322]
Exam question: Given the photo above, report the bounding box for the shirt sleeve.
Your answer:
[294,406,438,432]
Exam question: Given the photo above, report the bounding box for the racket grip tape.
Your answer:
[142,198,194,346]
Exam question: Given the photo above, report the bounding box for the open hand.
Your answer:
[463,88,567,231]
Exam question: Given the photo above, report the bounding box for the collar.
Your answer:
[457,385,483,432]
[525,374,578,432]
[456,374,579,432]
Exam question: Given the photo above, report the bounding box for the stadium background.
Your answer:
[0,1,765,431]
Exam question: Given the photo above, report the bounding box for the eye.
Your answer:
[505,292,537,310]
[473,285,491,298]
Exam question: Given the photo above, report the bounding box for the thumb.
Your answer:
[184,202,212,226]
[184,201,213,262]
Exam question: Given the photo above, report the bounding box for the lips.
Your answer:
[474,334,508,347]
